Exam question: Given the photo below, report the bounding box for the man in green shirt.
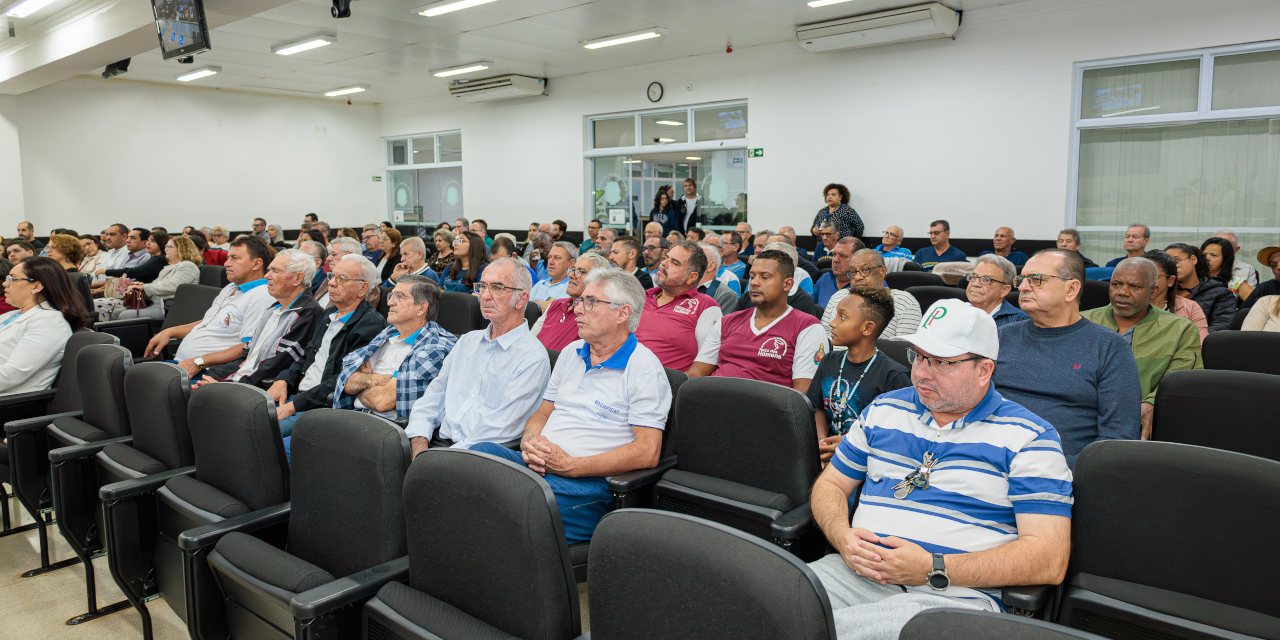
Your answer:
[1083,257,1201,439]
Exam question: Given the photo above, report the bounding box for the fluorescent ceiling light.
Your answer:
[655,120,684,126]
[624,160,641,164]
[433,61,492,77]
[807,0,856,6]
[3,0,55,18]
[272,32,336,56]
[176,66,220,82]
[415,0,499,17]
[685,156,701,160]
[657,138,675,143]
[582,27,668,50]
[324,84,368,97]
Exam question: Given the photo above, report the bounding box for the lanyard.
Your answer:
[1,313,19,328]
[830,349,878,433]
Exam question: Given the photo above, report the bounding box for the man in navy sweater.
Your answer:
[993,249,1141,468]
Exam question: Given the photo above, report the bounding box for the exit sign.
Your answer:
[749,148,764,158]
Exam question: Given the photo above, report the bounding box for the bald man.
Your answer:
[875,226,912,260]
[980,227,1029,266]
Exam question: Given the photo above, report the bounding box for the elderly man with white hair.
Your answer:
[965,254,1028,328]
[823,249,922,341]
[386,236,441,287]
[696,242,740,313]
[472,268,671,543]
[299,240,329,298]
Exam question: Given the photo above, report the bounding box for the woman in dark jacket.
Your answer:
[379,228,403,282]
[649,186,676,236]
[1166,243,1237,332]
[812,183,865,240]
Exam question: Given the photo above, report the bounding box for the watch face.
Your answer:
[928,573,949,590]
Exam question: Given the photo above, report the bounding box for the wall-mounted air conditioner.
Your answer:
[796,3,960,53]
[448,75,546,102]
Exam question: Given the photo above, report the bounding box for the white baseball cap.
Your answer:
[888,299,999,361]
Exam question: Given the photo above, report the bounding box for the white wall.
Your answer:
[379,0,1280,240]
[0,94,24,236]
[16,76,383,234]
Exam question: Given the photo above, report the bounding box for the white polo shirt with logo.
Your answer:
[174,279,275,361]
[539,334,672,459]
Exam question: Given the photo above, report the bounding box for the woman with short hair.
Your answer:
[811,183,864,240]
[428,229,455,273]
[0,257,92,396]
[46,234,84,272]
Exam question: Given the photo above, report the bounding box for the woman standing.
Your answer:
[650,186,676,237]
[0,257,91,396]
[428,229,455,273]
[46,234,84,272]
[811,183,864,240]
[379,228,403,282]
[1201,237,1253,301]
[442,230,490,293]
[78,235,105,274]
[266,225,290,249]
[1165,243,1237,333]
[1144,250,1208,343]
[110,236,203,320]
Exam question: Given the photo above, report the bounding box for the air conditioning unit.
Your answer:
[796,3,959,53]
[448,75,546,102]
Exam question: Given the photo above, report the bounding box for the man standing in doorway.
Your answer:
[672,178,705,234]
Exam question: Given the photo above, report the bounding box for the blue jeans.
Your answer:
[279,401,308,464]
[470,442,612,544]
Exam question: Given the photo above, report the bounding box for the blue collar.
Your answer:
[910,384,1003,430]
[275,291,305,311]
[577,333,638,370]
[399,323,429,346]
[237,278,268,292]
[333,309,356,324]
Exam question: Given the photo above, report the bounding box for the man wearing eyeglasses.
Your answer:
[992,249,1141,468]
[813,237,860,309]
[384,237,441,290]
[406,258,551,457]
[822,250,922,342]
[812,222,840,262]
[252,218,269,240]
[913,220,967,273]
[965,254,1028,328]
[875,226,912,261]
[808,298,1072,639]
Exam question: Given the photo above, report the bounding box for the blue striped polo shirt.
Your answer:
[831,384,1073,608]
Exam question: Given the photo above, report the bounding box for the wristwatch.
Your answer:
[194,357,206,371]
[927,553,950,590]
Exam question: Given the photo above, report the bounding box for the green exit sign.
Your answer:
[749,148,764,158]
[372,176,382,182]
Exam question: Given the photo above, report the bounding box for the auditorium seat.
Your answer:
[1202,330,1280,376]
[584,509,836,640]
[1228,307,1250,331]
[436,291,485,335]
[525,299,543,328]
[876,338,912,368]
[1153,369,1280,462]
[1057,440,1280,639]
[902,261,923,272]
[361,448,581,640]
[905,285,968,312]
[1006,290,1021,309]
[198,265,228,288]
[885,271,944,290]
[902,609,1106,640]
[1079,280,1110,311]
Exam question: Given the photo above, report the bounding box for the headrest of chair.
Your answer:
[50,331,120,413]
[188,382,289,511]
[124,362,194,471]
[76,344,132,439]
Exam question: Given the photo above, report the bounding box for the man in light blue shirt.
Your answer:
[875,225,914,260]
[529,242,576,304]
[406,258,551,456]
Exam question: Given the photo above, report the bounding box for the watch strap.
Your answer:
[932,553,946,573]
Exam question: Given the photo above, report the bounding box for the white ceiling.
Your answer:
[112,0,1046,104]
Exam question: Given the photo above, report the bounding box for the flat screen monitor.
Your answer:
[151,0,211,61]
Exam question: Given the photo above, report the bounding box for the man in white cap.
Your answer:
[807,299,1073,640]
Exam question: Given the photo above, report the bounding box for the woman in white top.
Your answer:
[109,236,203,321]
[0,257,92,396]
[77,235,105,275]
[1243,295,1280,333]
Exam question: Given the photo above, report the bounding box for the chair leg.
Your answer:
[0,483,40,538]
[19,507,82,578]
[64,548,132,625]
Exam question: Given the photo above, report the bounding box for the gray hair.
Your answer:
[489,257,532,309]
[973,253,1016,286]
[276,248,318,284]
[313,221,331,234]
[577,252,613,270]
[1116,256,1159,288]
[552,241,579,261]
[584,268,646,333]
[330,237,361,255]
[1214,228,1239,245]
[764,241,799,269]
[738,223,753,234]
[300,240,328,264]
[494,232,518,245]
[821,221,836,230]
[1129,224,1151,239]
[401,236,426,256]
[699,242,722,272]
[339,254,379,292]
[595,228,618,245]
[531,232,553,245]
[852,248,886,268]
[433,228,455,245]
[768,234,795,246]
[397,274,442,322]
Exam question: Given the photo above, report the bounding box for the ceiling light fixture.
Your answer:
[432,61,492,77]
[685,156,702,160]
[581,27,668,50]
[657,138,675,143]
[624,160,641,164]
[415,0,499,17]
[272,32,337,56]
[324,84,368,97]
[655,120,684,126]
[2,0,55,18]
[176,66,221,82]
[806,0,857,7]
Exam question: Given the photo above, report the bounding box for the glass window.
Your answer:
[388,167,464,224]
[1213,49,1280,110]
[1080,59,1200,119]
[693,105,748,142]
[389,170,416,221]
[592,156,630,226]
[387,139,409,166]
[592,117,636,149]
[640,111,689,146]
[411,136,435,164]
[438,133,462,163]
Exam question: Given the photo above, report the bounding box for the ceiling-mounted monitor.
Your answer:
[151,0,211,61]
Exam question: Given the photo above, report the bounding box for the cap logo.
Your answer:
[922,307,948,328]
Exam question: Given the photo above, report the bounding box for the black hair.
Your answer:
[552,220,567,234]
[654,189,672,211]
[930,219,950,232]
[448,230,490,287]
[229,235,276,273]
[687,227,706,241]
[722,231,742,248]
[672,240,708,283]
[614,235,642,259]
[472,219,488,232]
[131,227,151,242]
[823,183,851,205]
[1200,237,1236,283]
[753,249,795,282]
[1142,250,1178,279]
[18,257,91,329]
[846,284,896,339]
[491,236,517,257]
[1164,243,1210,282]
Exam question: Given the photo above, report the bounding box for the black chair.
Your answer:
[198,265,227,288]
[436,291,484,335]
[1227,306,1250,331]
[816,256,832,271]
[902,261,923,272]
[96,283,222,359]
[525,300,543,328]
[885,271,943,290]
[372,283,392,318]
[1152,369,1280,462]
[361,448,581,640]
[906,285,968,312]
[1079,279,1110,311]
[585,509,836,640]
[1006,290,1021,309]
[876,338,912,368]
[3,331,118,575]
[1057,440,1280,639]
[1202,330,1280,376]
[69,271,94,313]
[902,609,1107,640]
[547,347,560,370]
[98,382,290,640]
[181,410,411,639]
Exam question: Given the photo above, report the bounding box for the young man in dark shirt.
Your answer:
[808,285,912,467]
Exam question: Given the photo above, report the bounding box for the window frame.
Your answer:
[584,100,750,157]
[383,130,463,171]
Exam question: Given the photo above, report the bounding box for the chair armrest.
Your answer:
[770,503,813,541]
[1002,584,1055,613]
[290,556,410,620]
[607,456,677,495]
[178,502,291,551]
[99,466,195,501]
[92,317,153,332]
[4,410,82,435]
[50,436,133,463]
[0,388,57,408]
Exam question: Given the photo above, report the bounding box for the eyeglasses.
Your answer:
[928,231,945,237]
[849,266,882,278]
[882,230,902,239]
[4,276,35,284]
[1015,273,1073,288]
[388,291,413,303]
[965,273,1009,287]
[571,296,622,312]
[566,268,588,277]
[473,282,526,295]
[1170,257,1187,266]
[328,273,366,286]
[907,349,982,372]
[819,231,838,238]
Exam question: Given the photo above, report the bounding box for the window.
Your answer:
[693,105,749,141]
[384,131,462,224]
[1070,43,1280,262]
[593,117,635,149]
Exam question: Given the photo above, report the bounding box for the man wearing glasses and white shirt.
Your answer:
[406,258,551,457]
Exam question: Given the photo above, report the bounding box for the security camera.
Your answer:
[177,56,194,64]
[332,0,351,18]
[652,137,662,144]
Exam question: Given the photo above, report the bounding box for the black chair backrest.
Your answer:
[525,301,543,328]
[49,331,119,414]
[187,383,290,511]
[589,510,836,640]
[875,338,912,369]
[1203,331,1280,376]
[1079,279,1110,311]
[436,291,485,336]
[547,348,560,370]
[905,285,967,313]
[1005,290,1021,309]
[673,377,819,507]
[885,271,943,290]
[162,284,224,331]
[404,449,579,640]
[68,271,93,313]
[902,261,923,272]
[198,265,228,288]
[661,368,689,459]
[77,344,133,439]
[1227,307,1250,331]
[1153,369,1280,461]
[1070,440,1280,620]
[901,609,1107,640]
[123,362,194,471]
[289,410,409,579]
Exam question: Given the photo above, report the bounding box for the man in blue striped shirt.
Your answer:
[808,299,1073,640]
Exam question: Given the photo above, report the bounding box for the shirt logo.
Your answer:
[922,307,947,328]
[675,298,700,315]
[1073,364,1082,370]
[593,399,623,416]
[758,337,788,360]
